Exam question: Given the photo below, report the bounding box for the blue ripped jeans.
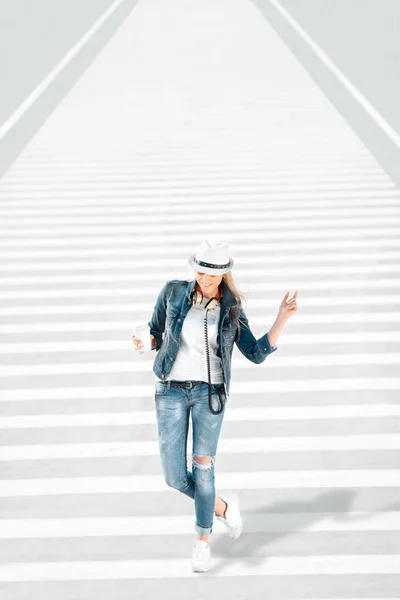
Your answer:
[154,380,226,535]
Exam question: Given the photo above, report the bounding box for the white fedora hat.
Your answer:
[188,239,234,275]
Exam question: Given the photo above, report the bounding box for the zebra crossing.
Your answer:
[1,0,400,597]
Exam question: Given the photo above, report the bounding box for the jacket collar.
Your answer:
[185,278,238,309]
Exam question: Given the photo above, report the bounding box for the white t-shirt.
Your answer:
[155,295,224,384]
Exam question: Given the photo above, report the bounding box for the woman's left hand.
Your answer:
[278,290,298,320]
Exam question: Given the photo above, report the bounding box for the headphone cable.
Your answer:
[204,306,225,415]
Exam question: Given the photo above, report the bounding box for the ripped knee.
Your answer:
[193,454,214,470]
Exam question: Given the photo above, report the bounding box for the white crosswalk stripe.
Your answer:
[0,555,399,581]
[1,435,400,461]
[1,471,400,497]
[1,0,400,596]
[0,403,399,428]
[1,379,400,403]
[1,512,400,537]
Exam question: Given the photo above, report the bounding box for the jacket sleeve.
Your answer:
[147,281,171,351]
[235,306,278,364]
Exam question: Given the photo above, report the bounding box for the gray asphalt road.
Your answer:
[253,0,400,187]
[278,0,400,135]
[0,0,138,178]
[0,0,118,126]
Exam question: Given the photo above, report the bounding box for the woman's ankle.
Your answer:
[215,497,227,518]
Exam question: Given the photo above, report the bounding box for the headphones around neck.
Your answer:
[192,286,221,311]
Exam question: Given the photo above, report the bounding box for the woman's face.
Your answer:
[195,271,223,299]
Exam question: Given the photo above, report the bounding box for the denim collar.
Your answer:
[185,278,238,308]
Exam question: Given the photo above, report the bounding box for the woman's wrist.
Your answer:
[268,312,288,346]
[276,311,289,325]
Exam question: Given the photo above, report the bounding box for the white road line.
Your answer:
[1,190,398,212]
[0,471,399,497]
[0,277,399,295]
[1,295,400,315]
[0,0,127,141]
[0,192,391,207]
[0,155,387,165]
[0,151,382,161]
[1,234,400,251]
[0,207,398,226]
[3,208,400,229]
[2,262,400,277]
[3,242,398,259]
[1,404,397,429]
[4,152,378,164]
[2,314,400,329]
[2,218,400,241]
[1,380,400,403]
[3,271,400,286]
[0,158,386,171]
[1,197,398,217]
[0,511,398,538]
[2,317,400,335]
[0,555,399,581]
[0,229,399,249]
[1,170,388,187]
[2,315,400,336]
[11,147,375,158]
[0,341,131,353]
[1,332,400,355]
[0,157,381,173]
[3,157,384,169]
[1,435,399,461]
[2,182,393,200]
[1,354,400,377]
[0,171,390,187]
[1,295,399,314]
[0,181,392,198]
[3,146,376,155]
[0,205,400,224]
[2,280,400,301]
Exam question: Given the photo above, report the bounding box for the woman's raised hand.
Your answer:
[278,290,298,320]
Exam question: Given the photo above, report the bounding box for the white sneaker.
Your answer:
[191,539,211,572]
[215,492,243,538]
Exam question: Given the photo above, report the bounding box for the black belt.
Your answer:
[159,380,222,390]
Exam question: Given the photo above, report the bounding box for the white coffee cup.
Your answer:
[133,324,152,352]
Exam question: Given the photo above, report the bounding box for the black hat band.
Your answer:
[194,259,230,269]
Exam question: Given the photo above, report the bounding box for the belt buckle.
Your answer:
[185,381,193,389]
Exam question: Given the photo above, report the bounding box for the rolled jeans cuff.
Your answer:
[195,522,213,535]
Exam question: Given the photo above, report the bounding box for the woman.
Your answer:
[133,239,298,572]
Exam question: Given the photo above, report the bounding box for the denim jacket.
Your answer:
[147,278,277,397]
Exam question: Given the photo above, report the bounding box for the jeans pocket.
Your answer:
[155,381,168,396]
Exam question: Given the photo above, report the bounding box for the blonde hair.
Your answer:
[191,269,248,338]
[221,270,247,338]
